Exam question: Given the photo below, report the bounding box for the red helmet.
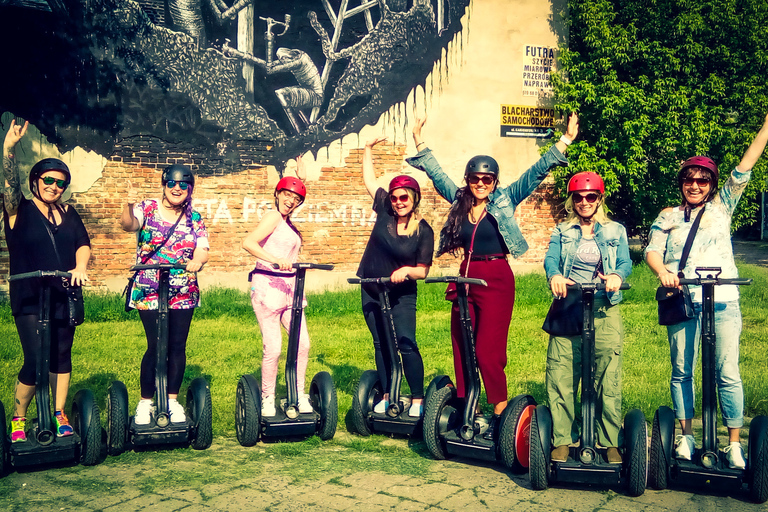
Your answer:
[389,175,420,196]
[679,156,719,183]
[568,172,605,194]
[275,176,306,201]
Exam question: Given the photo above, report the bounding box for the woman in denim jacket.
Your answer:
[406,114,578,439]
[543,172,631,464]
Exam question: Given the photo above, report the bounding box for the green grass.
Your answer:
[2,262,768,443]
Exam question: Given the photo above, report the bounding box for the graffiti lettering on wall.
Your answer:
[0,1,471,171]
[195,197,376,226]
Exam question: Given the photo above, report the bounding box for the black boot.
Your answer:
[482,414,501,441]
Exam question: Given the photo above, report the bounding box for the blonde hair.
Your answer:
[562,193,610,225]
[398,188,421,237]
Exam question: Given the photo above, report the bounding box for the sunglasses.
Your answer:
[166,180,190,190]
[682,177,711,187]
[40,176,69,190]
[467,175,495,186]
[390,193,410,203]
[572,192,600,204]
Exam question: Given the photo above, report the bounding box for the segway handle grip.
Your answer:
[272,262,334,271]
[678,278,752,286]
[425,276,488,287]
[347,277,392,285]
[130,263,188,271]
[9,270,73,281]
[565,282,631,291]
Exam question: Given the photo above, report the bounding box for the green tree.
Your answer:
[552,0,768,239]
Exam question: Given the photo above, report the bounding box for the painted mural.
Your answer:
[0,0,469,171]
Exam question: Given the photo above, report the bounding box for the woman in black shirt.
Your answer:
[3,120,91,442]
[357,137,434,417]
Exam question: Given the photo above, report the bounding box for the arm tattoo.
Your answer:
[2,152,22,213]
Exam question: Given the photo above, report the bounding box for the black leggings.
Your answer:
[138,309,195,397]
[362,285,424,398]
[15,315,75,385]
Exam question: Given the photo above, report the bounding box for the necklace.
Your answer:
[469,203,486,224]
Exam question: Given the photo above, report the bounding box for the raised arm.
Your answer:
[363,137,387,199]
[737,112,768,173]
[2,119,28,217]
[554,112,579,154]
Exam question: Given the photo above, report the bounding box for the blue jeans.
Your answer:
[667,301,744,428]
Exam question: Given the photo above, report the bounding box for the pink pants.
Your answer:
[251,294,311,398]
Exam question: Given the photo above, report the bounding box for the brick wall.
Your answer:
[0,138,563,292]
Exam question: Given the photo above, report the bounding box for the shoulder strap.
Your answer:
[138,205,185,265]
[677,207,704,277]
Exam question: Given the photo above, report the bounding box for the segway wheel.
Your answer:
[187,377,213,450]
[624,409,648,497]
[528,407,549,491]
[649,407,673,490]
[423,385,458,460]
[748,415,768,503]
[424,375,453,410]
[0,400,7,476]
[499,394,537,472]
[72,389,101,466]
[350,370,382,436]
[106,381,129,456]
[310,372,338,441]
[235,375,261,447]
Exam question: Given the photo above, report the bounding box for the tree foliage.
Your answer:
[551,0,768,238]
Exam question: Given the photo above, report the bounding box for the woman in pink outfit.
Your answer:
[242,166,311,417]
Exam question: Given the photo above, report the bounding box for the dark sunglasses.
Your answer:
[573,192,600,204]
[682,177,711,187]
[166,180,190,190]
[40,176,69,190]
[390,193,410,203]
[467,175,495,186]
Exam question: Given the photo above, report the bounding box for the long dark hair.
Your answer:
[437,186,475,257]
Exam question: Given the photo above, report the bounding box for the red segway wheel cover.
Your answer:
[515,404,536,468]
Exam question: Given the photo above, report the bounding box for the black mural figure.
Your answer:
[223,40,322,134]
[0,0,470,168]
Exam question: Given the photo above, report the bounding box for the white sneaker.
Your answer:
[675,434,695,460]
[262,395,276,417]
[724,442,746,469]
[135,399,154,425]
[168,398,186,423]
[408,401,423,418]
[373,399,389,414]
[298,394,313,414]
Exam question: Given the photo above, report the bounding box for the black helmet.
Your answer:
[162,164,195,186]
[29,158,71,193]
[464,155,499,177]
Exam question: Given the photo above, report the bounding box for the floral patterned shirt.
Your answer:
[129,199,209,310]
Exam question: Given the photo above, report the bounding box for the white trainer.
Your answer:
[262,395,276,417]
[135,399,154,425]
[724,442,746,469]
[373,399,389,414]
[298,394,313,414]
[168,398,186,423]
[675,434,695,460]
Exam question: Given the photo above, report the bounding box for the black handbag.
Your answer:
[42,217,85,327]
[542,292,583,336]
[656,207,703,326]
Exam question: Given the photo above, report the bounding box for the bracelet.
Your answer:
[559,135,572,146]
[416,141,426,148]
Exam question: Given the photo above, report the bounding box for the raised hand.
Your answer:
[4,119,28,151]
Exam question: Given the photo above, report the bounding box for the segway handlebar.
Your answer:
[425,276,487,287]
[679,277,752,286]
[348,277,392,285]
[271,262,334,271]
[9,270,73,281]
[565,282,631,291]
[130,263,188,272]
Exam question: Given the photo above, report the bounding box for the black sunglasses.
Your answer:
[468,175,495,185]
[682,177,711,187]
[166,180,190,190]
[40,176,69,190]
[573,192,600,204]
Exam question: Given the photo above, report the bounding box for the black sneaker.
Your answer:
[482,414,501,441]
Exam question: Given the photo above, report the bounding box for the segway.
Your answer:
[235,262,338,445]
[347,277,452,437]
[648,267,768,503]
[422,276,537,472]
[2,270,101,473]
[528,282,646,496]
[106,263,212,455]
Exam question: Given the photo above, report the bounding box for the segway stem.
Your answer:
[156,267,170,418]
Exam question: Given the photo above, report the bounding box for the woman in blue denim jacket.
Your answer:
[543,172,631,464]
[406,114,579,438]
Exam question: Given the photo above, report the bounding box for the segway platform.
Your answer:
[9,426,80,468]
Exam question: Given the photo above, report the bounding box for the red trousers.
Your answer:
[450,257,515,404]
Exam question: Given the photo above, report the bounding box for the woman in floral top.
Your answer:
[645,112,768,470]
[120,164,209,425]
